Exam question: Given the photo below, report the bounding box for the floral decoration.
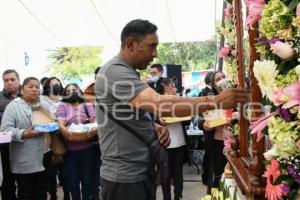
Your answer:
[219,2,238,82]
[246,0,300,199]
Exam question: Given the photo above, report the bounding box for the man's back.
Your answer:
[95,56,155,183]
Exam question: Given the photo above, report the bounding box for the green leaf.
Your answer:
[233,188,237,200]
[47,46,103,81]
[273,175,292,185]
[155,41,218,72]
[288,0,300,10]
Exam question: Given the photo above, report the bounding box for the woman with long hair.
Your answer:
[202,71,228,193]
[41,77,70,200]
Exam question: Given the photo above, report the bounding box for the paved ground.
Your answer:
[54,163,207,200]
[156,164,207,200]
[0,164,206,200]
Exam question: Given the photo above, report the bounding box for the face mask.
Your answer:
[215,78,228,92]
[149,75,160,83]
[62,92,80,103]
[51,84,61,95]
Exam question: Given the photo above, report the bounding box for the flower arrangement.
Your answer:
[219,2,238,82]
[246,0,300,199]
[223,121,240,155]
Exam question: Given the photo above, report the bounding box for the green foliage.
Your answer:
[288,0,300,10]
[259,0,293,39]
[154,41,217,72]
[47,46,103,80]
[276,68,298,87]
[233,188,237,200]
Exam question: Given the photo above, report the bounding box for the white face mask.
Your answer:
[215,78,228,92]
[149,75,160,83]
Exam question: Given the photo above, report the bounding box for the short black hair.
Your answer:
[121,19,157,48]
[204,71,214,85]
[155,77,173,95]
[150,64,163,72]
[40,77,49,86]
[22,77,39,89]
[94,66,101,76]
[42,77,64,96]
[2,69,19,80]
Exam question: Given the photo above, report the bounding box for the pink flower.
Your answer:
[218,46,230,58]
[263,160,285,200]
[272,88,285,106]
[270,41,294,60]
[249,112,276,142]
[264,160,281,181]
[223,137,234,152]
[282,82,300,112]
[224,4,233,18]
[297,3,300,17]
[265,182,286,200]
[223,131,236,153]
[245,0,265,29]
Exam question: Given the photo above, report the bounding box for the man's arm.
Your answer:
[129,87,248,117]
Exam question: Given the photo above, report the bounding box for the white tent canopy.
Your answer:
[0,0,223,87]
[0,0,223,47]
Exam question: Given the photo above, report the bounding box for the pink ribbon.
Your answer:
[249,112,276,142]
[282,82,300,112]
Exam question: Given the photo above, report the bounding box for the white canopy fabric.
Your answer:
[0,0,223,48]
[0,0,223,88]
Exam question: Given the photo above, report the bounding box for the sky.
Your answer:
[0,0,225,89]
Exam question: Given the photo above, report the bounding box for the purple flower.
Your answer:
[287,165,300,183]
[258,37,281,46]
[276,106,292,122]
[281,184,290,195]
[287,166,296,176]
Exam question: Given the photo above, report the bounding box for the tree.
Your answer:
[154,41,217,72]
[47,46,103,80]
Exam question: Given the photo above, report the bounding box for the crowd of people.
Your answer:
[0,70,101,200]
[0,19,248,200]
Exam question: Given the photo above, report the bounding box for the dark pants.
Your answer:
[207,139,227,194]
[90,144,101,200]
[43,151,53,199]
[161,146,185,200]
[0,144,18,200]
[15,171,48,200]
[49,162,70,200]
[202,133,214,185]
[100,177,156,200]
[47,155,70,200]
[65,146,94,200]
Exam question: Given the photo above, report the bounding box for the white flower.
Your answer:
[270,41,294,60]
[263,145,279,160]
[253,60,278,100]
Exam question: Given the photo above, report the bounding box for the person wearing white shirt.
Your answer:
[155,77,189,200]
